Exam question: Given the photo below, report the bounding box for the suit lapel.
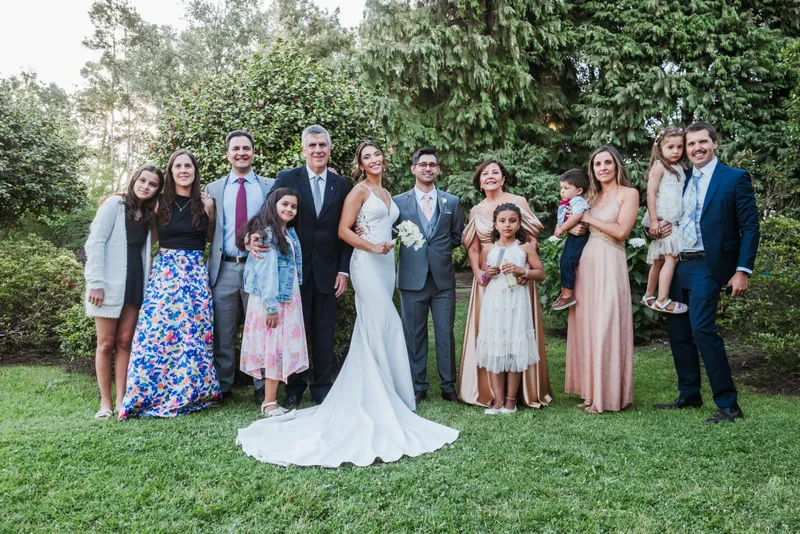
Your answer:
[214,175,228,231]
[256,173,270,199]
[431,188,447,236]
[701,163,725,220]
[406,190,424,230]
[317,170,337,219]
[293,167,317,220]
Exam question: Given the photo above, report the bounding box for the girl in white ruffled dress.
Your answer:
[476,203,546,415]
[643,127,688,314]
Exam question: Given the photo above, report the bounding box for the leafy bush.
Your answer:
[537,210,662,342]
[14,203,97,256]
[56,303,96,363]
[719,216,800,364]
[0,235,83,357]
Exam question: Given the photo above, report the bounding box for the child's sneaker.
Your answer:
[552,294,577,310]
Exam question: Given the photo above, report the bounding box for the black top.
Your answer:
[158,195,208,251]
[124,216,149,306]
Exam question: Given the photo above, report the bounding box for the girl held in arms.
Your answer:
[476,203,546,414]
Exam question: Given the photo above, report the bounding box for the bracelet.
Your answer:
[480,272,490,283]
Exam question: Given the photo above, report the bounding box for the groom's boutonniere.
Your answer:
[396,220,426,250]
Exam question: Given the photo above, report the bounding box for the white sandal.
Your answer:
[94,408,114,420]
[640,295,656,307]
[260,401,289,418]
[653,299,688,314]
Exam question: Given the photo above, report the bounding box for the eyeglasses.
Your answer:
[415,162,439,169]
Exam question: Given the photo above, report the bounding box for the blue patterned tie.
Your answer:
[680,171,701,248]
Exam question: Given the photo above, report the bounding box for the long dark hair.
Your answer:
[123,164,164,223]
[490,202,529,244]
[158,149,206,230]
[237,188,299,255]
[351,140,387,181]
[587,145,631,203]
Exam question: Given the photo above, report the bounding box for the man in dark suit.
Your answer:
[255,125,352,406]
[649,121,760,422]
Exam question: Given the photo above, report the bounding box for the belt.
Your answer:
[223,254,248,264]
[678,251,705,261]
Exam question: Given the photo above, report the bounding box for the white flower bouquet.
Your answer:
[396,220,426,250]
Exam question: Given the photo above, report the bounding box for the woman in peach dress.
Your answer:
[458,160,552,408]
[566,146,639,413]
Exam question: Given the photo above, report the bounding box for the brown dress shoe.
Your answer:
[441,391,458,402]
[414,391,427,404]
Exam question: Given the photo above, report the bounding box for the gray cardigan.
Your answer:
[84,195,152,318]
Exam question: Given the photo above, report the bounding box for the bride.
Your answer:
[236,141,459,467]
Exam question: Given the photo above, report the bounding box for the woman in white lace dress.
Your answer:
[236,141,458,467]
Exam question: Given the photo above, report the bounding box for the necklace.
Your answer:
[174,198,190,212]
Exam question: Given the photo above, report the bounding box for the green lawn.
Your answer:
[2,300,799,532]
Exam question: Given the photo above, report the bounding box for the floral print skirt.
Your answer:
[119,249,220,419]
[240,278,309,383]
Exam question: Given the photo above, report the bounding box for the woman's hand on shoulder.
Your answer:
[201,192,215,213]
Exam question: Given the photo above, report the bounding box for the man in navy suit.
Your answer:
[649,122,759,422]
[258,125,353,406]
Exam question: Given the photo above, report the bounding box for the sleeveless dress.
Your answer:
[476,241,539,373]
[240,238,309,382]
[646,167,686,263]
[119,199,220,419]
[236,190,459,467]
[123,217,149,306]
[565,199,634,412]
[459,201,552,407]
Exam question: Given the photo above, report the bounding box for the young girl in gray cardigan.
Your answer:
[84,164,163,420]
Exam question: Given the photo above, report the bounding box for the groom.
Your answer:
[394,147,465,403]
[649,121,759,423]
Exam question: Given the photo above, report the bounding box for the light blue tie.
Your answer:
[312,176,323,215]
[680,171,701,248]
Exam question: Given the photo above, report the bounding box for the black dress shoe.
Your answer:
[284,394,301,407]
[414,391,427,404]
[221,390,234,401]
[706,406,744,423]
[441,391,458,403]
[253,388,265,405]
[653,397,703,410]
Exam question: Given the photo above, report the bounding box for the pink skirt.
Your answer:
[240,288,309,383]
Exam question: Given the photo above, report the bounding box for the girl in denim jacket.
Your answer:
[239,188,309,416]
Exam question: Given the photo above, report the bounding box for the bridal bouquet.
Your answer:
[396,220,426,250]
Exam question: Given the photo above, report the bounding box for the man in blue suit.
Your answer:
[649,122,759,422]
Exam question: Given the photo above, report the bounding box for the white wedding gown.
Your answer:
[236,190,459,467]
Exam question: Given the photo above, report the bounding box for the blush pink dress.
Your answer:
[565,198,634,412]
[240,240,309,382]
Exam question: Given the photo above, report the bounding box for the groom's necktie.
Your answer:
[235,177,247,250]
[312,175,323,215]
[680,170,701,248]
[423,193,433,221]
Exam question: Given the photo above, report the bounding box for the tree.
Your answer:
[268,0,355,61]
[0,77,85,241]
[153,40,379,185]
[358,0,574,211]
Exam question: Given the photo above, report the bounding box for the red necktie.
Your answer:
[235,177,247,250]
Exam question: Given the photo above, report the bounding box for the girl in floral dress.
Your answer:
[239,188,309,416]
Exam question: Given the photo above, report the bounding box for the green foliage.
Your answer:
[0,76,85,240]
[0,235,83,356]
[719,216,800,364]
[153,40,380,183]
[15,204,98,253]
[537,210,661,342]
[56,303,97,363]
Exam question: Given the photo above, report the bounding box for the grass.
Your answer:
[2,299,800,532]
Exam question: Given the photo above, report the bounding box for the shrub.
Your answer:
[56,303,96,363]
[719,216,800,364]
[0,235,83,357]
[537,209,662,342]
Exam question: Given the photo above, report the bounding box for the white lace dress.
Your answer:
[236,190,459,467]
[475,241,539,373]
[646,167,686,263]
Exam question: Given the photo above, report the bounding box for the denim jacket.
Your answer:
[243,227,302,314]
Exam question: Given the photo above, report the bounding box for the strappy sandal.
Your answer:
[500,396,518,414]
[484,399,504,415]
[640,295,656,307]
[652,299,688,314]
[260,401,289,418]
[94,408,114,420]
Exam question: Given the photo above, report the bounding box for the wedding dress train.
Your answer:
[236,190,459,467]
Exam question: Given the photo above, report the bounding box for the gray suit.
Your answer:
[206,173,274,393]
[393,188,465,394]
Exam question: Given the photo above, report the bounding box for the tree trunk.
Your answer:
[1,218,15,242]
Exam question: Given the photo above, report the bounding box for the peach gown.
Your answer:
[565,199,634,412]
[458,205,552,407]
